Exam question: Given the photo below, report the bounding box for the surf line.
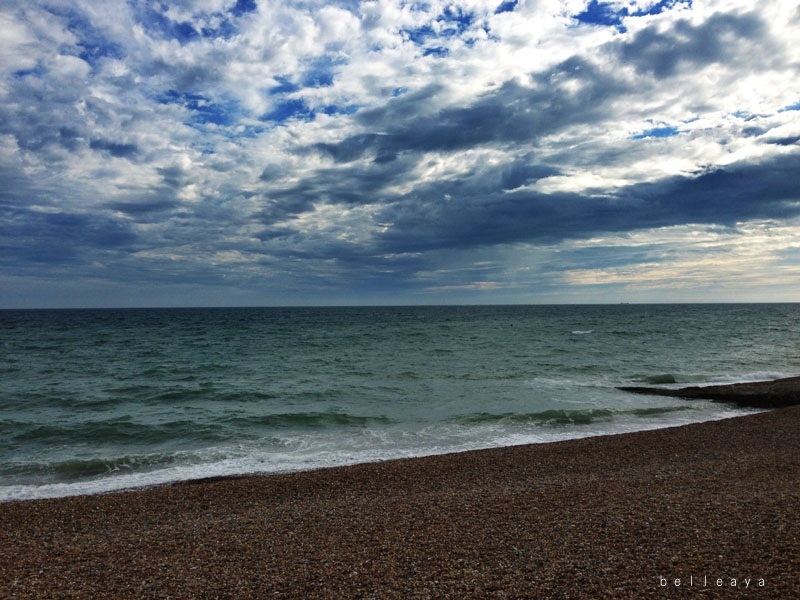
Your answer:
[659,575,765,588]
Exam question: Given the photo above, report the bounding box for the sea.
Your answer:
[1,304,798,502]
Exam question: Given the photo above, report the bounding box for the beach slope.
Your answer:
[2,407,799,598]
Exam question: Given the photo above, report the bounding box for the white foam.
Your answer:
[0,404,759,502]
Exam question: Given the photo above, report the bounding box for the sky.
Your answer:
[1,0,799,308]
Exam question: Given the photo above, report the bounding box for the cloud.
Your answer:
[617,11,767,78]
[312,55,626,163]
[0,203,137,266]
[0,0,798,307]
[374,152,800,252]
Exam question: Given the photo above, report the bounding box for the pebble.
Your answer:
[1,407,799,598]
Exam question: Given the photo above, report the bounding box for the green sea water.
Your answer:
[1,304,797,500]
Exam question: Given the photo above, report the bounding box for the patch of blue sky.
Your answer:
[158,90,239,127]
[41,5,125,69]
[136,5,200,44]
[269,76,302,96]
[495,1,519,15]
[77,39,125,68]
[402,5,477,44]
[134,4,249,44]
[200,19,238,40]
[268,59,340,99]
[575,0,692,31]
[260,99,315,123]
[423,47,449,58]
[301,56,338,88]
[321,104,360,116]
[403,24,437,45]
[13,64,45,79]
[637,0,693,17]
[230,0,258,17]
[134,1,253,43]
[575,1,627,28]
[631,125,680,139]
[779,101,800,112]
[438,5,476,36]
[197,1,261,41]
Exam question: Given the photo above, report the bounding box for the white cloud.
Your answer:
[561,219,800,292]
[0,12,39,76]
[1,0,799,306]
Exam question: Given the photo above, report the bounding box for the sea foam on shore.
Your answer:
[2,406,798,598]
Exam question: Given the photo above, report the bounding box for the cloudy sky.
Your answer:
[1,0,799,308]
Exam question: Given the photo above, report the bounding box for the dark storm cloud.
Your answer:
[0,98,84,156]
[372,152,800,254]
[315,57,622,161]
[89,138,139,158]
[1,205,137,265]
[106,199,178,217]
[766,135,800,146]
[262,140,799,266]
[311,9,775,171]
[290,5,797,269]
[157,165,191,189]
[257,152,426,228]
[617,11,767,78]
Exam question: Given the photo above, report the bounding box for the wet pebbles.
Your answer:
[2,407,799,598]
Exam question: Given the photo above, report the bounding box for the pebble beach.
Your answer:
[2,406,799,599]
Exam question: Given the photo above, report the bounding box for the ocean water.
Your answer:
[1,304,798,501]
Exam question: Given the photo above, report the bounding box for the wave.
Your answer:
[627,406,688,417]
[223,411,393,429]
[1,452,188,483]
[0,404,749,502]
[630,372,714,385]
[641,373,677,384]
[140,388,280,404]
[6,410,394,451]
[629,371,797,387]
[454,405,690,427]
[9,419,230,445]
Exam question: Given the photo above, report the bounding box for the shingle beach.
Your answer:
[2,406,799,599]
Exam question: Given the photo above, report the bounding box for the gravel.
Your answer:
[2,407,799,598]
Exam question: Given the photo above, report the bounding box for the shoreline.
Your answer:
[1,403,756,504]
[2,407,799,597]
[618,375,800,409]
